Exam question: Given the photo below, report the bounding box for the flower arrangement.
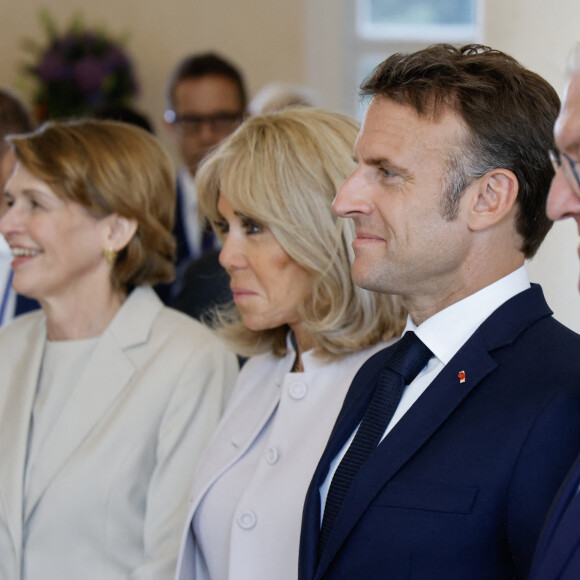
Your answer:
[21,11,139,121]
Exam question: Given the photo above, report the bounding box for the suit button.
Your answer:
[266,447,280,464]
[289,381,308,400]
[238,510,257,530]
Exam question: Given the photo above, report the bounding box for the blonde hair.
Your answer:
[9,119,176,294]
[197,108,406,359]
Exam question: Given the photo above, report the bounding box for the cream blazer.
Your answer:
[175,339,393,580]
[0,286,238,580]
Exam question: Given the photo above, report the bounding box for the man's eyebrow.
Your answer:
[367,156,406,171]
[361,156,414,181]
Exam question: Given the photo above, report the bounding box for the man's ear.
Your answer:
[106,215,138,252]
[467,169,519,231]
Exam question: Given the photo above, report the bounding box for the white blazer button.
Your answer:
[289,381,308,400]
[266,447,280,464]
[238,510,257,529]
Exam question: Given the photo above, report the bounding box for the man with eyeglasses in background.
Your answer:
[160,52,247,306]
[530,43,580,580]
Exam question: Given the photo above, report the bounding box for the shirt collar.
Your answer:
[405,266,530,365]
[177,167,198,210]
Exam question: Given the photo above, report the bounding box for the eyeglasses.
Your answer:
[549,149,580,195]
[164,110,244,136]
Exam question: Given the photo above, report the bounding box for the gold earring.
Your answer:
[104,247,117,265]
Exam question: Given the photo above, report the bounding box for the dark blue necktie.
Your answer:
[318,331,433,557]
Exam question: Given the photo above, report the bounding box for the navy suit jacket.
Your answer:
[529,450,580,579]
[156,180,208,304]
[299,284,580,580]
[15,294,38,317]
[174,179,192,269]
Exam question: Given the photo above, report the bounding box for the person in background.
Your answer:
[163,52,247,271]
[0,89,38,326]
[247,81,322,115]
[172,77,323,324]
[529,43,580,580]
[299,44,580,580]
[0,119,238,580]
[93,103,155,134]
[174,107,406,580]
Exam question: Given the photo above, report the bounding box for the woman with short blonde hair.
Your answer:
[197,107,404,359]
[175,108,405,580]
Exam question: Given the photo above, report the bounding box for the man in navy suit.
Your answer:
[299,44,580,580]
[529,44,580,580]
[164,54,246,265]
[158,53,246,305]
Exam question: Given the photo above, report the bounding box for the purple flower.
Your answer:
[82,31,98,48]
[73,57,107,96]
[104,47,129,73]
[37,49,67,82]
[59,33,78,54]
[25,16,139,117]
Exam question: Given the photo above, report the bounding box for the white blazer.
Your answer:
[0,286,238,580]
[175,339,393,580]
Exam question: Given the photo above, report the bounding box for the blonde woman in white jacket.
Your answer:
[175,108,406,580]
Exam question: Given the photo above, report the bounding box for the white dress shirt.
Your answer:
[319,266,531,515]
[177,169,204,259]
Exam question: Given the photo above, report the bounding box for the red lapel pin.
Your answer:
[458,370,466,384]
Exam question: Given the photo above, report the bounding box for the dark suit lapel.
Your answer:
[317,332,497,576]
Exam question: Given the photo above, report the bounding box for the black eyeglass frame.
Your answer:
[163,109,244,134]
[549,149,580,195]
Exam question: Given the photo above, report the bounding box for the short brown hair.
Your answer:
[166,52,247,111]
[0,89,34,155]
[9,119,176,293]
[362,44,560,258]
[197,108,406,359]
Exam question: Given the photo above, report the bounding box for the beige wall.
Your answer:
[0,0,306,157]
[305,0,580,332]
[484,0,580,332]
[1,0,579,329]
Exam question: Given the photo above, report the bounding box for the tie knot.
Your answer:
[386,331,433,385]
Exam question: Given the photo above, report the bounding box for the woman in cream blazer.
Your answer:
[0,120,238,580]
[175,108,406,580]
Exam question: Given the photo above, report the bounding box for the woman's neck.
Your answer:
[42,285,127,341]
[290,322,315,373]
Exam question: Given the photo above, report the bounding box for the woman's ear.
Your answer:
[105,214,138,251]
[467,169,519,231]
